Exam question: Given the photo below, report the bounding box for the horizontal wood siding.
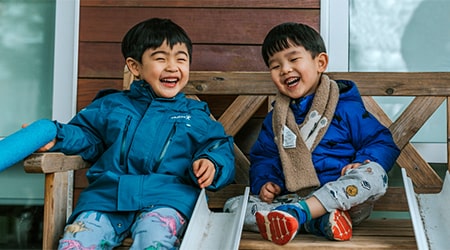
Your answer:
[77,1,320,110]
[80,0,319,8]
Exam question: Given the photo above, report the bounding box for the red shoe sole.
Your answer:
[330,210,352,241]
[255,210,298,245]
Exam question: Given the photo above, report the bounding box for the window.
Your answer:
[0,0,78,247]
[321,0,450,163]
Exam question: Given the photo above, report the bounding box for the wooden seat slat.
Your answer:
[240,219,416,249]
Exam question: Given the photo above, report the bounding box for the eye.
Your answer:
[290,57,300,62]
[176,51,189,63]
[269,64,280,70]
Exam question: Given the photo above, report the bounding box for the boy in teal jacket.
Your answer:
[40,18,235,249]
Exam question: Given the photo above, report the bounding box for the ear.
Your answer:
[125,57,141,78]
[316,52,329,72]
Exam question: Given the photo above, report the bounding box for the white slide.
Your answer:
[402,168,450,250]
[180,187,250,250]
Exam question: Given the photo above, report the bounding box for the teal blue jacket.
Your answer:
[51,80,235,234]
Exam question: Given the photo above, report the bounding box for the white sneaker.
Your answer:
[224,194,300,232]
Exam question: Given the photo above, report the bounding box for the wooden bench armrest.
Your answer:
[24,152,91,174]
[22,152,91,249]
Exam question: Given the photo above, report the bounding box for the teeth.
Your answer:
[286,77,299,86]
[161,78,178,83]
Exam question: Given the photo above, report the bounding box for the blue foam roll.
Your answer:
[0,119,57,172]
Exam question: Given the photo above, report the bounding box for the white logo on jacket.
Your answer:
[170,115,191,120]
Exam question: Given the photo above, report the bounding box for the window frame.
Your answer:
[52,0,79,122]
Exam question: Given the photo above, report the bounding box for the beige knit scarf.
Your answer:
[272,74,339,194]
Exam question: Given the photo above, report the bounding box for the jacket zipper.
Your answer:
[152,124,176,173]
[120,116,132,169]
[208,138,228,152]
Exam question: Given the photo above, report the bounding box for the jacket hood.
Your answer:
[335,79,363,104]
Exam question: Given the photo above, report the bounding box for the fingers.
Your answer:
[260,190,275,203]
[193,159,216,189]
[341,162,364,176]
[267,182,281,194]
[259,182,281,203]
[37,139,56,152]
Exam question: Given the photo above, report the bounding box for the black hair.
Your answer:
[261,22,326,67]
[121,18,193,64]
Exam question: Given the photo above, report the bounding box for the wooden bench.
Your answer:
[24,71,450,249]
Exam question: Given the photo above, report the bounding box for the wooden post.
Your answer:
[42,172,69,249]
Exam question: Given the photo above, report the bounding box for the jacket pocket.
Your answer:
[152,123,177,173]
[120,116,132,168]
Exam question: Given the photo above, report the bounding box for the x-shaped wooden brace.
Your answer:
[363,96,444,193]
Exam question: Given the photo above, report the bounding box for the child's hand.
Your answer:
[192,158,216,189]
[259,182,281,203]
[21,123,56,152]
[341,160,371,176]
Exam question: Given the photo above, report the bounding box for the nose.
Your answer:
[165,59,178,72]
[280,64,292,75]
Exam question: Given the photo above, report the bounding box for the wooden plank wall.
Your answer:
[74,0,320,205]
[77,0,320,109]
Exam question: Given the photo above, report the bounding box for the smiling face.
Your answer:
[268,44,328,99]
[126,41,190,98]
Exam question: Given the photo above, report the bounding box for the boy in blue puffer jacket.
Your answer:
[237,22,399,245]
[38,18,235,249]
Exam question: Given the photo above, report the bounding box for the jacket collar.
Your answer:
[129,79,185,102]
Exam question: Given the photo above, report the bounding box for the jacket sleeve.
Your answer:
[190,119,235,191]
[49,100,106,162]
[345,103,400,172]
[249,112,287,195]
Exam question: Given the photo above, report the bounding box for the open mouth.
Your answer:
[160,77,179,87]
[285,77,300,88]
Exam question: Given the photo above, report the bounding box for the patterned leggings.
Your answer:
[58,207,186,250]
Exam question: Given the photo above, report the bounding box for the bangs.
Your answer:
[265,38,296,60]
[121,18,192,63]
[261,22,326,67]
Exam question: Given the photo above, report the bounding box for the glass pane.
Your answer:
[0,0,55,136]
[349,0,449,147]
[350,0,450,72]
[0,0,55,248]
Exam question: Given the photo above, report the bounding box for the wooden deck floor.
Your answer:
[239,219,417,250]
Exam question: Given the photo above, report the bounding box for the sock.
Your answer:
[275,200,311,225]
[298,200,312,222]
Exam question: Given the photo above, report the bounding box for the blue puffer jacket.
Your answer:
[51,80,235,234]
[249,79,400,195]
